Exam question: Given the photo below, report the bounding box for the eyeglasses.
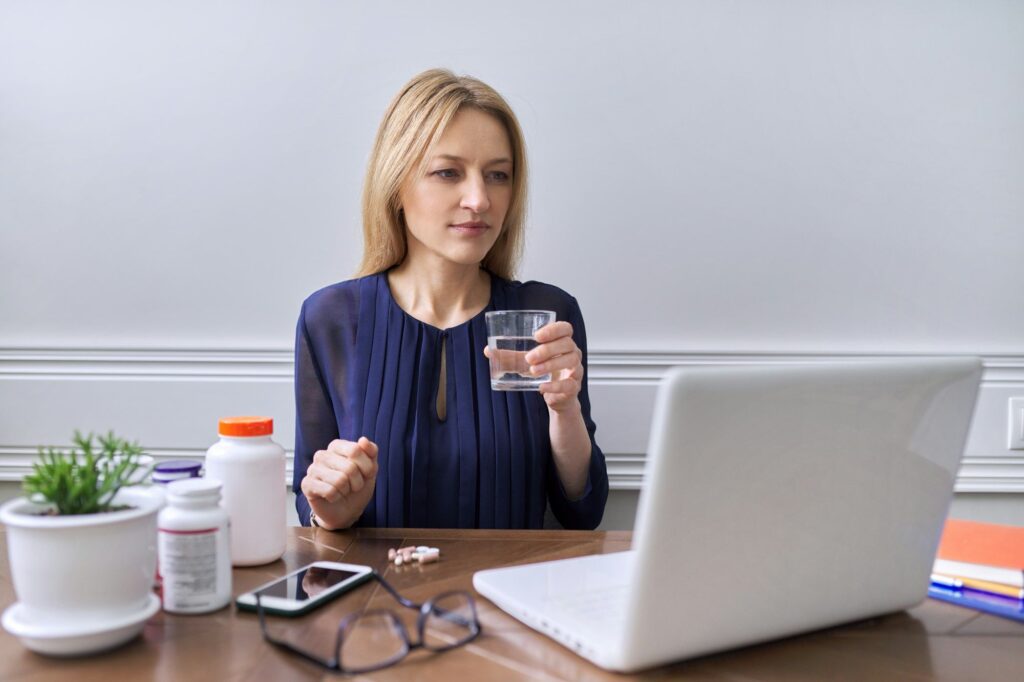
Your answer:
[255,571,481,674]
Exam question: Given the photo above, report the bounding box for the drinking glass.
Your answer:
[485,310,556,390]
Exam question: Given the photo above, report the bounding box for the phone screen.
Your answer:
[257,566,361,602]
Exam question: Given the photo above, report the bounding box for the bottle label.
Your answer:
[158,526,230,612]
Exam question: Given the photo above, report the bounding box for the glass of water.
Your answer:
[485,310,556,391]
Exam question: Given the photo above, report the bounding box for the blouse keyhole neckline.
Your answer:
[436,334,447,422]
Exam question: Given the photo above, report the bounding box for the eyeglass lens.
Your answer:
[339,611,408,671]
[422,592,478,650]
[337,592,478,671]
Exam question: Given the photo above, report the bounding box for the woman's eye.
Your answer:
[488,171,510,182]
[433,169,459,179]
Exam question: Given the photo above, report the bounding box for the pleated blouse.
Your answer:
[293,270,608,530]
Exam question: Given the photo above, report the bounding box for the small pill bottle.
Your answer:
[204,416,286,566]
[158,478,232,614]
[150,460,202,592]
[153,459,203,485]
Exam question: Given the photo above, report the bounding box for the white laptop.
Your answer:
[473,358,982,672]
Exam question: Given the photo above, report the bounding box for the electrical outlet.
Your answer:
[1009,398,1024,450]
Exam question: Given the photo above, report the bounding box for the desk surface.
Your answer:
[2,526,1023,681]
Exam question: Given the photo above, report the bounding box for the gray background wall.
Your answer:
[2,1,1023,527]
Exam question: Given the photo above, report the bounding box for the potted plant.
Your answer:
[0,431,162,656]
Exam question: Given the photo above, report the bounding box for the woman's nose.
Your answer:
[460,174,491,214]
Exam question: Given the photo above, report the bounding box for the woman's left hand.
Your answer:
[527,321,584,413]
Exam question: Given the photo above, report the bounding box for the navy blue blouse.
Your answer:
[293,271,608,530]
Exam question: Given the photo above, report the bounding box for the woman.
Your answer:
[294,69,608,530]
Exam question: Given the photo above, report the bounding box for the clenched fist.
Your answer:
[300,437,379,529]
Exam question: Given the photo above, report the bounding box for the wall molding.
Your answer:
[2,347,1023,493]
[0,446,296,485]
[3,346,1023,380]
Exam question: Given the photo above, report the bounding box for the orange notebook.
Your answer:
[936,519,1024,570]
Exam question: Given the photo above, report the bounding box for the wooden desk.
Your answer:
[2,527,1023,681]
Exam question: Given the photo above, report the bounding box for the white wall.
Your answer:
[2,2,1023,526]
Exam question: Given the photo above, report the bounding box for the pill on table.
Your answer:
[395,555,404,566]
[417,550,440,564]
[388,549,397,560]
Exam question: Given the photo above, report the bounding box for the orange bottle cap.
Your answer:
[218,416,273,437]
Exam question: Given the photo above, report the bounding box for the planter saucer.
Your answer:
[2,594,161,657]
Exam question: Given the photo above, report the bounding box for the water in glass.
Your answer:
[488,335,549,390]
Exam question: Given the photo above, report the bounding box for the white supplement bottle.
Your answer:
[158,478,232,614]
[204,416,286,566]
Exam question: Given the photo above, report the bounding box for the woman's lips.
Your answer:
[449,222,489,235]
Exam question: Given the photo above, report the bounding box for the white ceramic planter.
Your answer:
[0,487,162,654]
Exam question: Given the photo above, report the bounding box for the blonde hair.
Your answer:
[356,69,528,280]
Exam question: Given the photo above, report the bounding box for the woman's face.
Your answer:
[398,107,513,270]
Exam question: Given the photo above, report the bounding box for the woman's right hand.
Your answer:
[300,437,379,530]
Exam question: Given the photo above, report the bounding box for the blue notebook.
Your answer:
[928,584,1024,623]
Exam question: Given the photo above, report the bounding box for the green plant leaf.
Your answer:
[24,431,148,515]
